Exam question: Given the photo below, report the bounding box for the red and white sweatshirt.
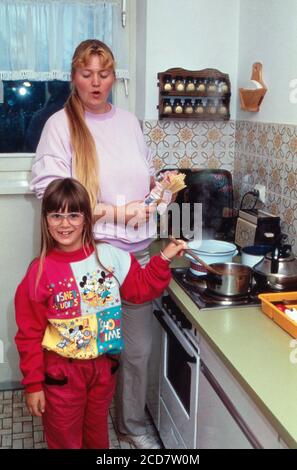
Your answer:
[15,243,171,393]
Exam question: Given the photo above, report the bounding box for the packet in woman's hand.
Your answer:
[144,170,186,214]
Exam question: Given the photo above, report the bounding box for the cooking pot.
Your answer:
[206,263,253,296]
[253,244,297,290]
[241,244,272,268]
[186,239,237,276]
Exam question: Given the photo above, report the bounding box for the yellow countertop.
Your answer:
[151,239,297,448]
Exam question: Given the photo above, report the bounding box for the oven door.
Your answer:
[154,308,200,449]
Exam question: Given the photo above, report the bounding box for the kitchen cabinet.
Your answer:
[157,68,231,120]
[197,336,281,449]
[147,291,282,449]
[197,364,253,449]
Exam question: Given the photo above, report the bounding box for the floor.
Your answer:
[109,402,162,449]
[0,389,162,449]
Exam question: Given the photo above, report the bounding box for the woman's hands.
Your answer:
[161,239,188,262]
[94,201,156,227]
[25,391,45,417]
[122,201,156,226]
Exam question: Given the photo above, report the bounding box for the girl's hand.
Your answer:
[25,391,45,417]
[162,239,188,261]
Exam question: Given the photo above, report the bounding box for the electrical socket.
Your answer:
[254,184,266,203]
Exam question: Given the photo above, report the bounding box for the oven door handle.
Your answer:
[153,309,197,363]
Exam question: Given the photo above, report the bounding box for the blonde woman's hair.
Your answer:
[65,40,115,210]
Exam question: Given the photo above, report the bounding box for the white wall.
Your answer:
[134,0,147,119]
[237,0,297,123]
[0,193,40,385]
[141,0,240,120]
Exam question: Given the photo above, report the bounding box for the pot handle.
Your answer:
[280,244,292,258]
[271,246,279,274]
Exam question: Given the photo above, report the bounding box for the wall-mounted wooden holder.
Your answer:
[239,62,267,112]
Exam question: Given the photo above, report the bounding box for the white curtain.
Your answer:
[0,0,128,82]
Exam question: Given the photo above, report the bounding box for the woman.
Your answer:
[30,39,160,449]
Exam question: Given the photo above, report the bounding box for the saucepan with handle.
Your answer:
[185,239,238,277]
[205,262,253,296]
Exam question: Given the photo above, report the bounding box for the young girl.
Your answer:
[14,177,187,449]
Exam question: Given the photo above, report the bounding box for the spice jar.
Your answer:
[173,98,183,114]
[163,99,173,114]
[185,77,195,92]
[175,76,185,92]
[196,79,206,92]
[194,99,204,114]
[207,100,217,114]
[207,79,217,93]
[218,99,228,115]
[219,81,229,93]
[184,99,194,114]
[163,75,173,92]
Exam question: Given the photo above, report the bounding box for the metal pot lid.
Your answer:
[253,256,297,278]
[265,252,296,262]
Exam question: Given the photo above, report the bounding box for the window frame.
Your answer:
[0,0,137,195]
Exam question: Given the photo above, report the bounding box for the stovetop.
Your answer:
[172,267,261,310]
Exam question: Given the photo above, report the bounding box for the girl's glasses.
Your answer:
[47,212,84,226]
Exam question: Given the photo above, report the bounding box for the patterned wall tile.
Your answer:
[143,119,235,173]
[282,158,297,200]
[234,120,297,254]
[267,158,284,196]
[144,118,297,254]
[281,196,297,238]
[266,191,282,217]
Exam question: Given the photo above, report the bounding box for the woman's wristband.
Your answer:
[160,250,172,263]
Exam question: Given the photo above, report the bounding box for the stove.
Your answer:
[172,267,261,310]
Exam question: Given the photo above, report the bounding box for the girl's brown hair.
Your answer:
[36,178,95,286]
[35,178,117,292]
[64,39,115,210]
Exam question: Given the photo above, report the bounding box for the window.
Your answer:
[0,0,131,154]
[0,80,71,153]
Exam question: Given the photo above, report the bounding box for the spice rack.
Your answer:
[157,67,231,120]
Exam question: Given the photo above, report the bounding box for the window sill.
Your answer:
[0,154,34,195]
[0,180,32,195]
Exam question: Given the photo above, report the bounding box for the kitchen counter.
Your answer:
[151,239,297,448]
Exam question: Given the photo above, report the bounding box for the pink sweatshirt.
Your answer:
[15,244,171,392]
[30,106,156,252]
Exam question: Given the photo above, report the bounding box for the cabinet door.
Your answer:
[197,368,253,449]
[146,307,163,429]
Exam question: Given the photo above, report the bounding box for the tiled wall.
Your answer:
[143,119,235,173]
[234,121,297,251]
[143,118,297,252]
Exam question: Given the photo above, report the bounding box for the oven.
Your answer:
[146,267,261,449]
[150,295,200,449]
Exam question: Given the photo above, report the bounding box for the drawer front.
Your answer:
[199,337,280,449]
[159,398,187,449]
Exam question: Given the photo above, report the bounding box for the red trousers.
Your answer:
[42,351,117,449]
